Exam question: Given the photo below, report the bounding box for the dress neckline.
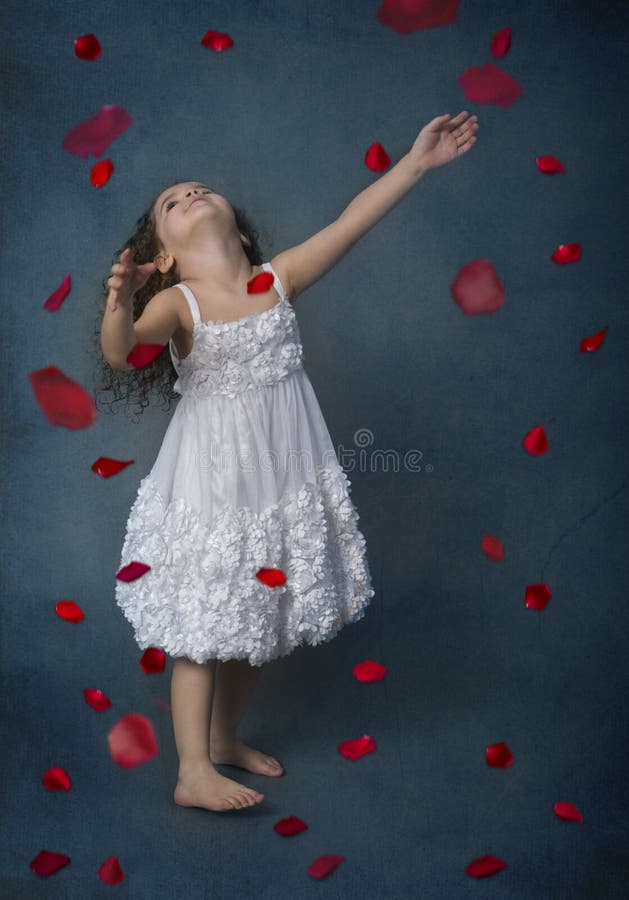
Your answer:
[193,291,288,329]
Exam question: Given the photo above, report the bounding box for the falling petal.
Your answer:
[459,63,523,107]
[554,801,583,822]
[481,534,504,561]
[200,30,234,51]
[256,567,287,587]
[43,275,72,311]
[337,734,376,760]
[43,767,71,790]
[274,815,309,836]
[536,155,566,174]
[127,342,167,368]
[365,142,391,172]
[98,856,124,885]
[352,659,387,682]
[376,0,459,35]
[108,713,158,768]
[522,425,548,455]
[451,259,505,315]
[308,854,347,879]
[551,243,581,264]
[30,850,71,877]
[117,561,151,583]
[55,600,84,623]
[62,104,132,158]
[84,688,112,712]
[491,27,512,58]
[29,366,97,429]
[466,855,508,878]
[580,326,608,352]
[525,582,552,610]
[247,271,274,294]
[74,33,102,60]
[486,741,514,768]
[91,457,134,478]
[151,697,172,713]
[140,648,166,674]
[90,158,114,188]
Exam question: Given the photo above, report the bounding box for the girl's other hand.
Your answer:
[106,247,158,312]
[409,111,479,173]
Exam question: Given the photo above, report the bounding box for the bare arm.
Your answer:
[101,288,180,371]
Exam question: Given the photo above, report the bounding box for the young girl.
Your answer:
[100,110,478,814]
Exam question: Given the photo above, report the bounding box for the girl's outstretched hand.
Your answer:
[409,111,479,173]
[106,247,158,312]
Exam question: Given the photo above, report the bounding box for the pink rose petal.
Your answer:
[376,0,459,35]
[256,567,287,587]
[98,856,125,885]
[451,259,506,315]
[551,242,581,264]
[466,854,508,878]
[337,734,376,760]
[200,30,234,51]
[30,850,71,877]
[554,801,583,822]
[84,688,112,712]
[308,854,347,879]
[481,534,504,561]
[485,741,514,768]
[536,155,566,174]
[91,456,135,478]
[365,142,391,172]
[126,342,167,368]
[580,326,608,352]
[108,713,158,768]
[43,274,72,311]
[55,600,84,623]
[43,767,71,790]
[274,815,309,836]
[116,561,151,583]
[29,366,97,429]
[352,659,387,682]
[491,27,512,58]
[90,158,114,188]
[74,33,102,60]
[62,104,132,158]
[459,63,523,107]
[522,425,548,455]
[140,648,166,674]
[525,582,552,610]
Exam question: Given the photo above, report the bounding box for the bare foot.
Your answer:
[174,763,264,812]
[210,737,285,776]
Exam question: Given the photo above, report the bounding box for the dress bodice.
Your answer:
[168,262,304,399]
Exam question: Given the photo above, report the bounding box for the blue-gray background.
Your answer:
[2,1,628,897]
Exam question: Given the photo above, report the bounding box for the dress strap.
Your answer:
[261,262,288,301]
[174,283,202,326]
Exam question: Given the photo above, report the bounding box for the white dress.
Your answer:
[115,262,375,666]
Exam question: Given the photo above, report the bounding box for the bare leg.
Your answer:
[209,658,284,776]
[171,656,265,811]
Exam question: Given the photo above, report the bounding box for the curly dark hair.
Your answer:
[91,185,266,423]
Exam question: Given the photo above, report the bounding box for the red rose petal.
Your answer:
[525,582,552,610]
[554,801,583,822]
[98,856,125,885]
[30,850,71,877]
[140,648,166,674]
[451,259,505,315]
[522,425,548,455]
[352,659,387,682]
[108,713,158,768]
[200,30,234,51]
[247,271,274,294]
[491,27,512,58]
[536,155,566,174]
[90,158,114,188]
[116,561,151,582]
[580,326,608,352]
[28,366,97,429]
[126,342,167,368]
[55,600,84,623]
[365,142,391,173]
[74,33,102,60]
[62,104,132,158]
[485,741,514,768]
[459,63,523,107]
[274,815,309,836]
[376,0,459,35]
[43,274,72,311]
[338,734,376,760]
[308,854,347,879]
[466,855,508,878]
[84,688,112,712]
[43,767,71,790]
[256,567,287,587]
[551,242,581,264]
[481,534,504,561]
[92,456,135,478]
[151,697,172,713]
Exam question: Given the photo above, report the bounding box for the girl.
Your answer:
[100,111,478,814]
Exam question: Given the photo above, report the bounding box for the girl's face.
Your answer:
[153,181,232,247]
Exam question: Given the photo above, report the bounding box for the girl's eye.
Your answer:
[166,190,211,212]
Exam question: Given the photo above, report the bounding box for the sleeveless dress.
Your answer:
[115,262,375,666]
